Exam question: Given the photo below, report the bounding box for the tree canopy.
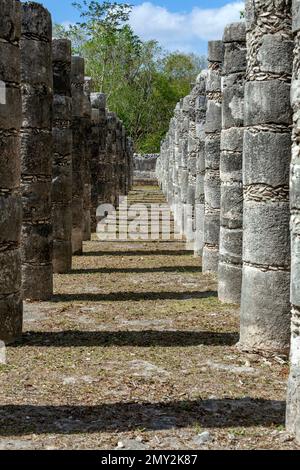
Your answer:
[53,0,206,152]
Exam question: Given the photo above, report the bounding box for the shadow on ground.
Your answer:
[13,330,239,347]
[70,266,202,274]
[0,398,285,435]
[50,291,217,303]
[82,250,193,257]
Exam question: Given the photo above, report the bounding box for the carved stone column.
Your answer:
[239,0,293,354]
[71,56,84,254]
[20,2,53,300]
[0,0,22,342]
[218,22,246,304]
[203,41,224,273]
[52,39,72,273]
[286,0,300,445]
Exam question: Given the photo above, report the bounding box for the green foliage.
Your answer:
[54,1,206,152]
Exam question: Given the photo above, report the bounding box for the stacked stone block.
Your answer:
[52,39,72,274]
[286,0,300,446]
[239,0,293,354]
[194,71,208,256]
[90,93,101,232]
[71,56,85,254]
[218,23,246,304]
[134,153,159,184]
[106,112,117,206]
[203,41,224,273]
[82,76,92,241]
[0,0,22,342]
[96,93,108,216]
[20,2,53,300]
[186,87,198,245]
[115,117,122,201]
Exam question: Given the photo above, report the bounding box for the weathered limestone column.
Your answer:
[186,89,198,246]
[71,56,85,254]
[52,39,72,273]
[115,117,122,202]
[286,0,300,445]
[121,124,127,195]
[97,93,108,210]
[90,93,100,232]
[218,23,246,304]
[173,100,185,233]
[106,112,117,206]
[239,0,293,354]
[82,76,92,241]
[123,127,130,195]
[90,92,107,230]
[168,121,176,209]
[194,71,208,256]
[128,137,134,190]
[20,2,53,300]
[0,0,22,342]
[179,96,190,235]
[173,104,182,219]
[203,41,224,273]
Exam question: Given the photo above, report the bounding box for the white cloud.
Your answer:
[129,1,244,53]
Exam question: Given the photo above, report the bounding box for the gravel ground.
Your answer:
[0,186,298,450]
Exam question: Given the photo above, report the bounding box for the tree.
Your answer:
[53,1,205,152]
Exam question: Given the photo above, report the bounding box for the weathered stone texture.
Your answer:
[106,112,117,206]
[71,56,85,254]
[194,71,208,256]
[0,0,23,342]
[218,22,246,304]
[286,0,300,446]
[239,0,292,354]
[20,2,53,300]
[134,154,159,183]
[82,76,92,241]
[203,40,224,273]
[52,39,72,273]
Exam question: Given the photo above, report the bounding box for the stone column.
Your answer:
[20,2,53,300]
[0,0,22,342]
[82,76,92,241]
[106,112,117,206]
[239,0,293,354]
[123,127,130,195]
[203,40,223,273]
[121,124,127,195]
[218,22,246,304]
[90,93,100,233]
[90,92,107,230]
[286,0,300,445]
[179,96,190,236]
[186,88,198,247]
[97,93,108,209]
[52,39,72,274]
[194,71,208,257]
[115,117,122,202]
[168,121,176,209]
[128,137,134,191]
[71,56,85,254]
[173,104,181,219]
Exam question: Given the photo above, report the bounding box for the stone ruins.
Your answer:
[1,0,300,447]
[0,2,133,334]
[133,153,159,184]
[157,0,300,444]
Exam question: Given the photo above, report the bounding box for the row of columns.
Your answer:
[0,1,134,343]
[156,0,300,445]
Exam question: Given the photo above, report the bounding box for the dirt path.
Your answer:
[0,185,296,450]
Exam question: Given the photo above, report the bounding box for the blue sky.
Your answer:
[40,0,244,54]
